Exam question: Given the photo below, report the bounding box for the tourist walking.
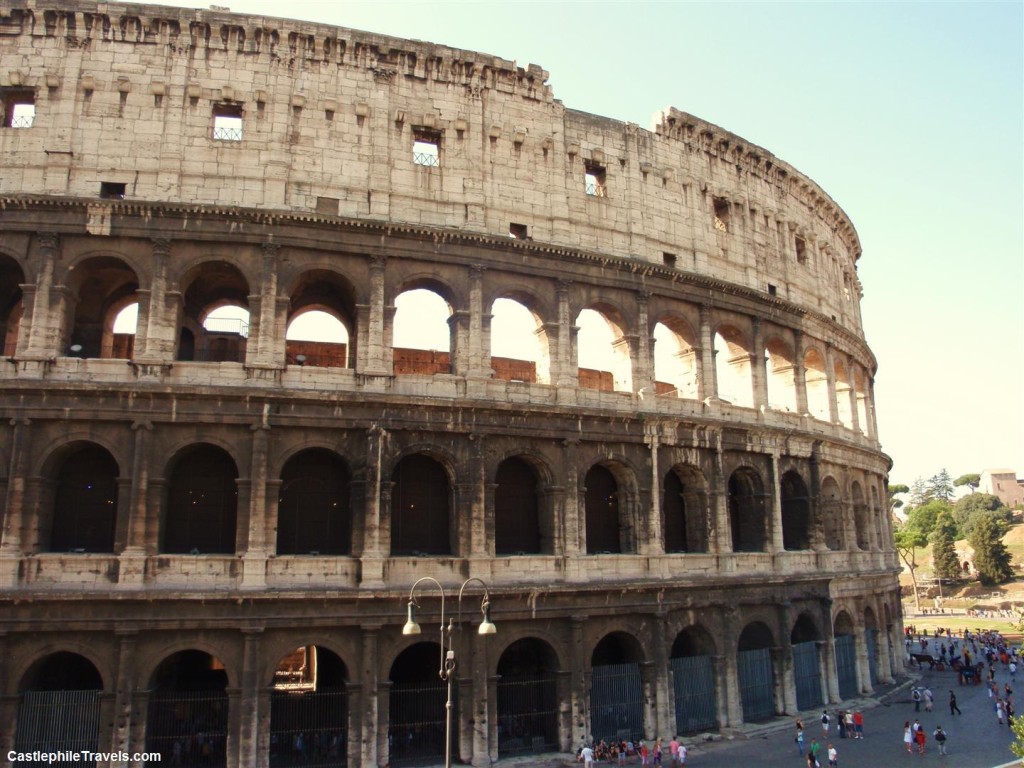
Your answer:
[837,711,846,739]
[903,721,913,753]
[914,726,927,754]
[924,687,934,712]
[949,690,961,715]
[912,687,922,711]
[821,710,830,736]
[933,725,948,755]
[796,720,805,756]
[827,743,838,767]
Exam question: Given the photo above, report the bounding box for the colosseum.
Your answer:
[0,2,901,766]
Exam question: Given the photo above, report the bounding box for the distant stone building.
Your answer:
[0,2,900,766]
[980,469,1024,508]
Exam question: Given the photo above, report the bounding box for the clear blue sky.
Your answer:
[157,0,1024,486]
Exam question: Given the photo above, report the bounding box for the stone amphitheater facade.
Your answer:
[0,2,901,766]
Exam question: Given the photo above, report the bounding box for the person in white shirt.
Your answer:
[580,745,595,767]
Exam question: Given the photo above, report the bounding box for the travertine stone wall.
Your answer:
[0,0,863,333]
[0,4,900,767]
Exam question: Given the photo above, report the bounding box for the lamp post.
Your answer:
[402,576,496,768]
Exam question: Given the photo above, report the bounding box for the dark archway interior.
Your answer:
[50,444,119,553]
[729,468,766,552]
[163,445,239,555]
[20,652,102,692]
[591,633,642,667]
[391,455,451,555]
[737,622,774,652]
[277,449,351,555]
[585,464,620,554]
[495,457,541,555]
[780,470,811,551]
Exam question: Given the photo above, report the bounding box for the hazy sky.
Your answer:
[154,0,1024,485]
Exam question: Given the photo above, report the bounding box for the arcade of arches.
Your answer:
[3,599,900,766]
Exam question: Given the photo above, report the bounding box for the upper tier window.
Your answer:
[212,102,243,141]
[413,131,440,167]
[584,161,606,197]
[1,89,35,128]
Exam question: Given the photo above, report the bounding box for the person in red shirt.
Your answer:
[853,710,864,739]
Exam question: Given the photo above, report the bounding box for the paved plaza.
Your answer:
[518,643,1020,768]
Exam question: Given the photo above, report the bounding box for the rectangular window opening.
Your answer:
[713,197,730,232]
[584,161,607,197]
[509,222,529,240]
[212,102,243,141]
[662,252,677,268]
[99,182,126,200]
[413,130,440,167]
[2,89,36,128]
[795,236,807,264]
[767,283,777,296]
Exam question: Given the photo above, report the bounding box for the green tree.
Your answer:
[955,493,1011,540]
[906,499,952,539]
[895,524,928,611]
[954,473,980,493]
[969,515,1014,586]
[888,483,909,515]
[1011,711,1024,761]
[930,510,961,582]
[928,468,955,501]
[909,477,930,506]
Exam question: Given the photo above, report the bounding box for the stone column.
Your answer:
[360,425,387,588]
[769,450,785,554]
[854,621,871,694]
[633,292,654,398]
[820,600,841,704]
[19,233,63,358]
[562,439,582,561]
[721,609,743,726]
[824,344,839,425]
[644,423,665,556]
[448,310,470,376]
[699,305,718,401]
[866,378,880,440]
[133,238,175,363]
[359,626,381,768]
[119,420,151,587]
[0,417,31,586]
[241,413,270,588]
[109,631,137,768]
[751,317,768,410]
[553,280,578,393]
[845,356,861,434]
[356,255,391,376]
[712,431,731,555]
[238,629,263,767]
[0,635,14,756]
[470,628,493,766]
[776,603,796,714]
[874,600,894,684]
[793,330,809,416]
[245,243,284,368]
[468,434,488,575]
[653,616,674,738]
[570,617,589,745]
[466,265,489,379]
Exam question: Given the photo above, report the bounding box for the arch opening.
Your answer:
[780,470,811,551]
[161,444,239,555]
[590,633,644,743]
[16,652,102,758]
[388,642,450,767]
[269,646,349,766]
[669,627,718,733]
[277,449,351,556]
[494,457,542,555]
[391,454,451,556]
[729,468,766,552]
[146,650,229,766]
[496,638,560,756]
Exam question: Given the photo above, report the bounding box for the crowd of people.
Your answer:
[577,736,688,767]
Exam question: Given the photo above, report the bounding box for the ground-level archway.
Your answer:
[589,633,645,742]
[669,627,718,733]
[145,650,229,765]
[15,652,103,760]
[388,643,449,766]
[496,638,560,756]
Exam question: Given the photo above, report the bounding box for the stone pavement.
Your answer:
[507,665,1019,768]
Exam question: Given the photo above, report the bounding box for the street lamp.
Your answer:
[402,576,496,768]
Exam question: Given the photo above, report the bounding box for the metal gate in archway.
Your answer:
[590,663,644,742]
[389,680,452,766]
[865,629,879,688]
[146,689,228,766]
[269,687,348,766]
[496,674,559,756]
[15,690,101,766]
[670,656,717,733]
[737,648,774,722]
[792,641,823,711]
[834,635,858,700]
